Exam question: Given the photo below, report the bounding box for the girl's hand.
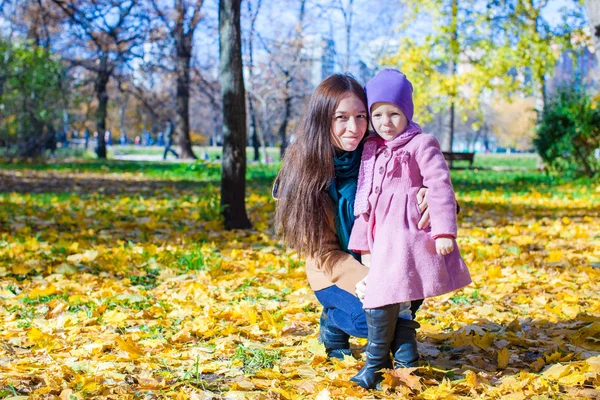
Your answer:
[355,276,367,302]
[360,252,371,268]
[436,237,454,256]
[417,187,431,230]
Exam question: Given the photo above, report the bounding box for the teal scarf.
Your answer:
[327,144,363,261]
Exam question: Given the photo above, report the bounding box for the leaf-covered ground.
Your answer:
[1,161,599,399]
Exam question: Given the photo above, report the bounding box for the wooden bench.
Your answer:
[443,152,475,168]
[69,139,88,149]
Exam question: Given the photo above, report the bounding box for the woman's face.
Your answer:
[330,93,368,152]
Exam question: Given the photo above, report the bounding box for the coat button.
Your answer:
[379,166,384,174]
[374,186,380,194]
[384,149,390,157]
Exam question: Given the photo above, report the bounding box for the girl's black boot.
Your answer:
[350,304,400,389]
[391,318,420,368]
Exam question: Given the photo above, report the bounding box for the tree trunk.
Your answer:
[175,39,196,159]
[534,70,547,118]
[249,98,260,162]
[219,0,252,230]
[246,0,261,162]
[343,0,353,72]
[278,74,291,159]
[95,62,109,159]
[120,96,128,138]
[585,0,600,66]
[442,0,459,162]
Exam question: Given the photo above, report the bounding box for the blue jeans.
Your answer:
[314,285,424,338]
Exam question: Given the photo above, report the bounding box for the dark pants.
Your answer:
[163,145,179,159]
[315,285,423,338]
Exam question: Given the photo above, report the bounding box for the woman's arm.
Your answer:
[306,222,369,295]
[417,187,431,230]
[417,184,461,230]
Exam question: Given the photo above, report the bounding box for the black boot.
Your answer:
[391,318,420,368]
[319,312,352,360]
[350,304,400,389]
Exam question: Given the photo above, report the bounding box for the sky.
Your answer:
[0,0,589,79]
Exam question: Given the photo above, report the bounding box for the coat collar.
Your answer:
[368,121,422,150]
[353,122,422,216]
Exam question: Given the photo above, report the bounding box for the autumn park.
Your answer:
[1,0,599,399]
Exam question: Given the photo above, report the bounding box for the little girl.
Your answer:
[348,69,472,389]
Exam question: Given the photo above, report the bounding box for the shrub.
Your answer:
[0,39,66,158]
[534,89,600,177]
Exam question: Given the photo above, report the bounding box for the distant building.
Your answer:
[358,61,375,84]
[547,47,599,94]
[302,34,337,88]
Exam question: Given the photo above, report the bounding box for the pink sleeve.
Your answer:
[348,214,370,252]
[415,135,458,239]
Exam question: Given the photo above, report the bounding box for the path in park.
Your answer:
[112,154,192,162]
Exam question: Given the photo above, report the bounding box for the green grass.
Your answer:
[232,344,281,373]
[2,153,596,199]
[110,145,282,162]
[472,153,540,169]
[0,158,281,183]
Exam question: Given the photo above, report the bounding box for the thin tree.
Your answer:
[219,0,252,229]
[447,0,458,158]
[150,0,204,160]
[257,0,306,158]
[244,0,263,162]
[336,0,354,72]
[50,0,145,159]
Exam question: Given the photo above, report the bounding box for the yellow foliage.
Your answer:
[1,167,599,399]
[498,347,510,370]
[488,97,537,150]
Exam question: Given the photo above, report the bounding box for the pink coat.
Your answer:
[348,124,472,308]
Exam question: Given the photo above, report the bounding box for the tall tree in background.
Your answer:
[258,0,306,158]
[488,96,537,150]
[489,0,587,113]
[585,0,600,66]
[0,39,65,157]
[0,0,67,157]
[0,0,18,123]
[385,0,480,153]
[219,0,252,229]
[150,0,204,160]
[244,0,263,162]
[336,0,355,72]
[50,0,145,159]
[447,0,458,156]
[386,0,588,151]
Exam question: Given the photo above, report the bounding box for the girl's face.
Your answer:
[330,93,368,152]
[370,102,408,141]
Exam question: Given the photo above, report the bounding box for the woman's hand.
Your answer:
[417,187,431,230]
[355,276,367,302]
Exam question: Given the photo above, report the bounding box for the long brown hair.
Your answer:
[275,74,368,258]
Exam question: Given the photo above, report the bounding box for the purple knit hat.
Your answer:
[365,68,414,122]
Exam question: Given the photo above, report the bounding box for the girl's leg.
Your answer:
[315,287,424,339]
[351,303,400,390]
[392,301,420,368]
[410,299,424,319]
